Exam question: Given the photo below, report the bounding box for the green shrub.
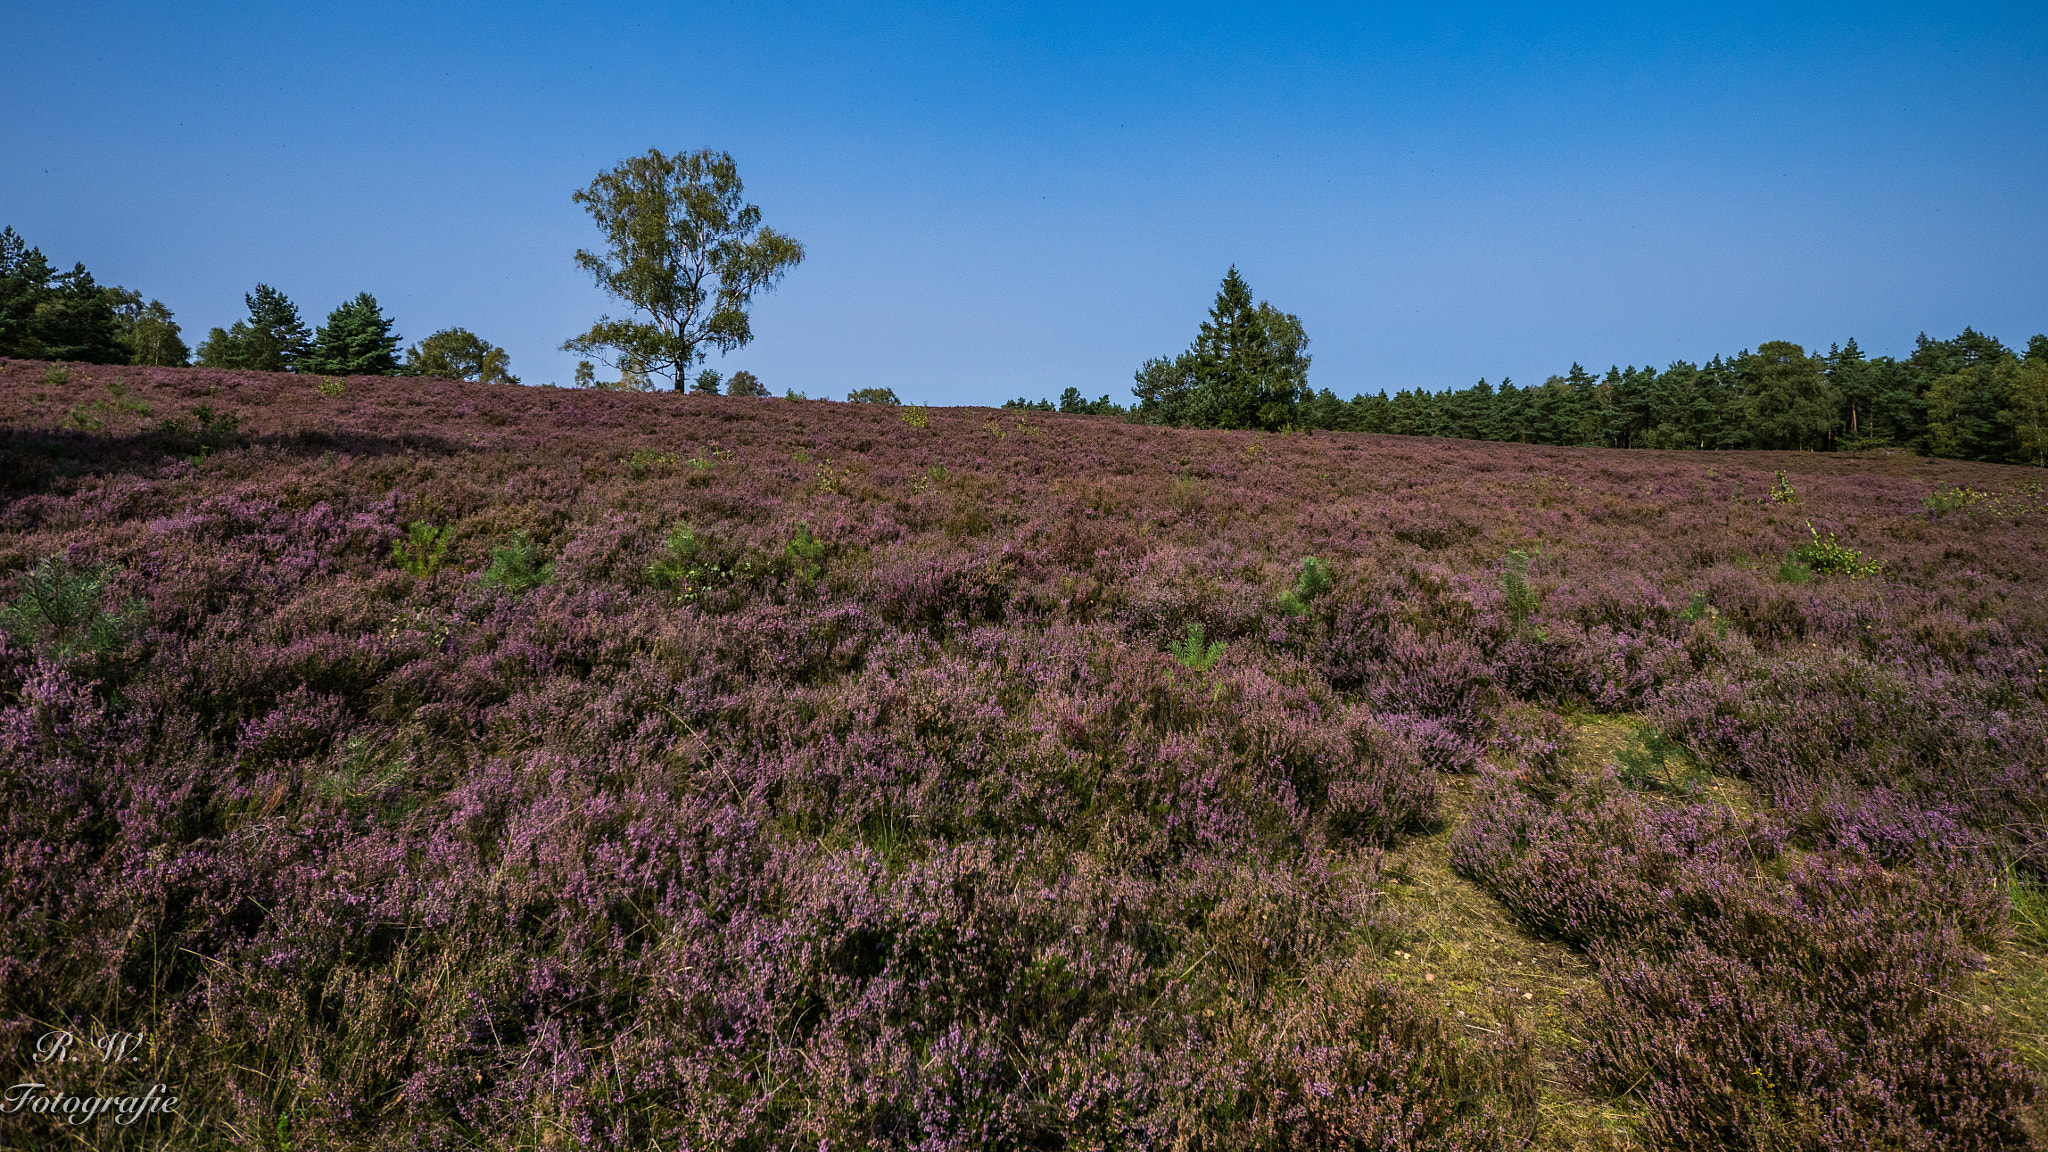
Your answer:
[1775,553,1815,584]
[785,523,828,582]
[1278,556,1333,616]
[1168,622,1226,671]
[1615,727,1704,792]
[1769,470,1798,504]
[1795,522,1881,578]
[479,532,553,595]
[0,556,136,658]
[391,521,448,577]
[1502,550,1541,630]
[646,523,706,591]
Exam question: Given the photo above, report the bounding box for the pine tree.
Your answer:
[1136,267,1309,431]
[0,227,57,359]
[197,284,312,371]
[303,293,402,376]
[29,263,129,364]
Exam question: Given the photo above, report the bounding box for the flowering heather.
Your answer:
[0,360,2043,1149]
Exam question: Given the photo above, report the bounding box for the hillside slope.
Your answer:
[2,359,2044,1150]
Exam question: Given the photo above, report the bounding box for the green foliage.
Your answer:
[0,555,137,658]
[645,522,707,593]
[1168,622,1226,671]
[847,387,900,404]
[1277,555,1333,616]
[197,284,312,372]
[900,404,930,428]
[1740,341,1840,449]
[391,521,449,578]
[1002,397,1055,412]
[1795,522,1882,578]
[784,522,828,582]
[563,149,805,391]
[693,368,723,395]
[155,404,243,457]
[1135,267,1310,432]
[1616,727,1704,792]
[479,532,553,595]
[403,327,517,383]
[911,463,947,493]
[107,288,190,366]
[624,448,676,477]
[316,377,345,397]
[0,228,131,364]
[725,368,769,397]
[1679,591,1724,633]
[1775,553,1814,584]
[40,364,67,387]
[645,521,788,601]
[1769,470,1798,504]
[66,380,151,431]
[1502,549,1541,630]
[301,292,402,376]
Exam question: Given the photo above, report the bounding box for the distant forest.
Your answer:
[7,226,2041,467]
[1015,270,2048,467]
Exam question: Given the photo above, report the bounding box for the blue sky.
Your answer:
[7,2,2045,402]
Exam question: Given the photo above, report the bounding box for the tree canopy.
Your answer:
[302,293,403,376]
[563,149,805,391]
[1134,268,1310,431]
[404,328,518,383]
[197,285,312,372]
[0,227,132,364]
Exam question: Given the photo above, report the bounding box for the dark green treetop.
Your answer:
[0,229,128,364]
[1740,341,1841,450]
[302,293,402,376]
[1134,267,1309,431]
[197,284,313,371]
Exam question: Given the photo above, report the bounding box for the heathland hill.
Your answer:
[2,359,2044,1149]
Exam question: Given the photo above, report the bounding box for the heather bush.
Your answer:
[1455,756,2035,1150]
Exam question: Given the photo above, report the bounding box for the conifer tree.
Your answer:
[197,284,312,371]
[1134,267,1309,431]
[303,293,402,376]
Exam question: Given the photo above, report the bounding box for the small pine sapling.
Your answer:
[1277,556,1333,616]
[1502,549,1542,631]
[392,521,449,577]
[1168,622,1226,671]
[785,523,828,582]
[0,556,137,658]
[480,532,553,595]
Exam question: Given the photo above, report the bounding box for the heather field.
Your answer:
[6,359,2048,1151]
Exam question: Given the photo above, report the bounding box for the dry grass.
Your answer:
[1376,714,1782,1150]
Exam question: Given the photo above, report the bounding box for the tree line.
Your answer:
[0,226,519,383]
[1009,270,2048,467]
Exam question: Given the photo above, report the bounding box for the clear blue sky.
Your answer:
[7,2,2044,402]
